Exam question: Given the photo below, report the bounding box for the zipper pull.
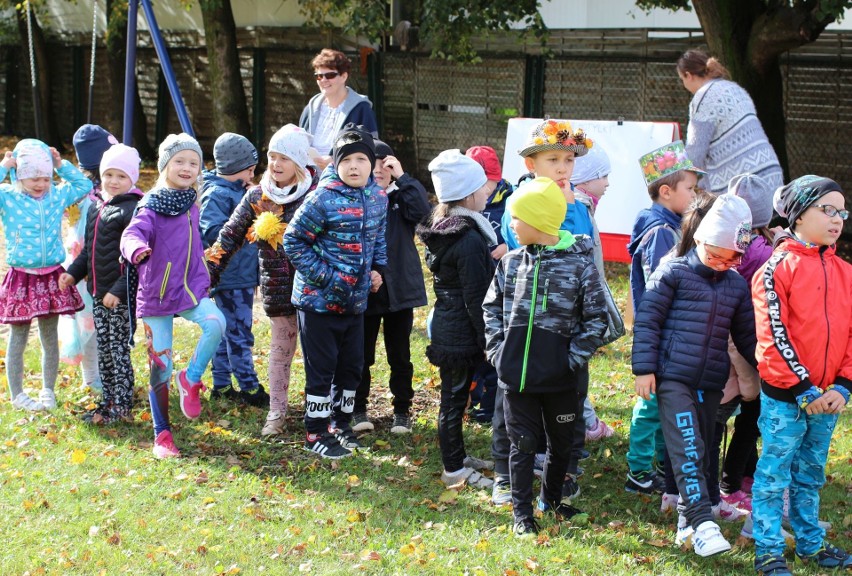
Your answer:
[542,278,550,311]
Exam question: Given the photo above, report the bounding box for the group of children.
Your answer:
[1,111,850,574]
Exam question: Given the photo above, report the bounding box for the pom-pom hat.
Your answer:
[157,133,203,173]
[73,124,118,171]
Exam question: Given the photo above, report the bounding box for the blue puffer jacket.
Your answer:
[283,165,388,315]
[631,249,756,390]
[199,170,259,294]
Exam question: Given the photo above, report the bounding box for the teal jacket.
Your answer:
[0,160,93,268]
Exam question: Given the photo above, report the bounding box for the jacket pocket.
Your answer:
[159,262,172,302]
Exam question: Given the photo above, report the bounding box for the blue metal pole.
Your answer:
[139,0,194,137]
[123,0,138,145]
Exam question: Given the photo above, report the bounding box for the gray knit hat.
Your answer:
[728,173,772,228]
[213,132,258,175]
[157,133,203,173]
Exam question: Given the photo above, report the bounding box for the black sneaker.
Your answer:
[562,474,581,502]
[333,426,365,451]
[537,498,587,522]
[625,470,665,494]
[390,413,412,434]
[351,412,374,432]
[210,386,241,402]
[240,386,270,408]
[304,431,352,459]
[513,516,540,538]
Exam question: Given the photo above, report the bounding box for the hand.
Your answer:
[491,243,508,260]
[103,293,120,309]
[804,395,829,415]
[821,389,847,414]
[58,272,76,290]
[315,155,332,171]
[382,156,404,180]
[369,270,383,293]
[49,147,62,169]
[634,374,656,401]
[134,248,152,264]
[1,151,15,169]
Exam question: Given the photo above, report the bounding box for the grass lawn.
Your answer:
[1,260,850,576]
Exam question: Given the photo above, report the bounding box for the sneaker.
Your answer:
[576,448,591,461]
[741,476,754,494]
[210,386,241,402]
[332,426,365,451]
[533,453,546,478]
[152,430,181,459]
[463,455,494,471]
[441,467,493,489]
[86,378,103,394]
[240,386,270,408]
[740,514,795,544]
[351,412,374,432]
[625,470,665,494]
[660,492,679,513]
[675,514,694,547]
[562,474,580,503]
[796,543,852,569]
[537,499,588,522]
[11,392,46,412]
[304,431,351,459]
[692,521,731,557]
[585,418,614,441]
[390,413,412,434]
[713,499,748,522]
[38,388,57,410]
[492,476,512,506]
[177,369,205,420]
[721,490,752,512]
[754,553,792,576]
[260,411,284,437]
[513,516,540,538]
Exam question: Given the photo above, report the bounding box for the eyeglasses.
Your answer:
[812,204,849,220]
[314,71,340,80]
[704,247,742,267]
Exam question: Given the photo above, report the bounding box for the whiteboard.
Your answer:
[502,118,680,236]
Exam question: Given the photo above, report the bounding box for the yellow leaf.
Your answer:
[22,499,35,511]
[438,490,458,504]
[399,543,415,555]
[359,550,380,561]
[347,475,361,487]
[70,449,87,464]
[474,539,490,551]
[346,509,366,523]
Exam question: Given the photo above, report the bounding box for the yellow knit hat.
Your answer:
[508,177,566,237]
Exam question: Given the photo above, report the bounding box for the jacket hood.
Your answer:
[773,232,837,256]
[201,169,250,196]
[628,204,682,256]
[417,215,478,272]
[308,87,372,118]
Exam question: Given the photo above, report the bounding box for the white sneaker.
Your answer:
[11,392,46,412]
[463,455,494,471]
[713,499,747,522]
[661,493,679,513]
[38,388,57,410]
[692,521,731,557]
[675,513,694,547]
[441,467,493,489]
[260,411,284,437]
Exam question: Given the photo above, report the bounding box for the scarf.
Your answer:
[447,206,498,246]
[260,172,312,205]
[139,187,197,216]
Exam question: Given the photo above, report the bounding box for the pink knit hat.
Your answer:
[100,144,141,185]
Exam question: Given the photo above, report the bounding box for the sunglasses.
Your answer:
[812,204,849,220]
[704,247,742,267]
[314,71,340,80]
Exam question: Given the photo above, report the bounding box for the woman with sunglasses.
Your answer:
[299,49,378,171]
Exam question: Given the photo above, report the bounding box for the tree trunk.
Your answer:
[16,7,60,147]
[199,0,251,136]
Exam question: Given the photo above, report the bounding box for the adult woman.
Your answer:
[299,49,378,171]
[677,50,783,195]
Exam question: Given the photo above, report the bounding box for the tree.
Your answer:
[636,0,852,177]
[199,0,251,136]
[297,0,548,62]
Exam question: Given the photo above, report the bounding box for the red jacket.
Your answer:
[752,236,852,402]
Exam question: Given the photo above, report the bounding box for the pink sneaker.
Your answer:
[740,476,754,494]
[178,369,205,420]
[585,418,614,442]
[721,490,752,512]
[153,430,181,458]
[713,499,747,522]
[660,492,679,513]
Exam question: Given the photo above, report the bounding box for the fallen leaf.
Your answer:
[399,543,415,555]
[524,557,540,572]
[646,539,669,548]
[346,510,366,523]
[438,490,457,504]
[360,550,381,561]
[107,533,121,546]
[70,449,87,464]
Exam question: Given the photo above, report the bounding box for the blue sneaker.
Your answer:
[754,553,791,576]
[796,544,852,569]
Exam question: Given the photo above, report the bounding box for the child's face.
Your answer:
[101,168,134,198]
[20,176,51,199]
[795,191,847,246]
[337,152,372,188]
[510,216,539,246]
[696,241,742,272]
[373,157,392,189]
[268,152,298,186]
[230,165,256,186]
[464,183,491,213]
[524,150,576,194]
[579,175,609,200]
[661,171,697,215]
[164,150,201,189]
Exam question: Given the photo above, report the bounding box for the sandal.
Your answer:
[12,392,46,412]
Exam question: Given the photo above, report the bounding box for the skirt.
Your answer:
[0,268,84,325]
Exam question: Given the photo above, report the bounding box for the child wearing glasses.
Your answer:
[751,176,852,576]
[632,192,757,558]
[283,123,387,459]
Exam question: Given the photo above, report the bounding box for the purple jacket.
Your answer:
[120,196,211,318]
[737,234,773,285]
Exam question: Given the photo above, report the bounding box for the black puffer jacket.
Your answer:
[416,213,495,369]
[632,248,756,390]
[206,173,317,317]
[366,174,431,315]
[67,189,144,301]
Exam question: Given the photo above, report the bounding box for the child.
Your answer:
[625,140,702,496]
[0,139,93,410]
[200,133,267,407]
[120,133,226,458]
[416,149,495,488]
[632,192,756,557]
[353,139,430,435]
[751,176,852,575]
[207,124,319,437]
[60,144,143,423]
[483,177,607,537]
[283,123,387,459]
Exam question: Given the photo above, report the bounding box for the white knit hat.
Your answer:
[428,149,487,203]
[694,193,753,253]
[570,143,611,185]
[268,124,314,173]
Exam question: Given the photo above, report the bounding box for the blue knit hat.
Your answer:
[73,124,118,171]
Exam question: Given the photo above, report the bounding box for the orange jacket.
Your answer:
[752,237,852,402]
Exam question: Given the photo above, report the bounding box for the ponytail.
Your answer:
[677,49,730,80]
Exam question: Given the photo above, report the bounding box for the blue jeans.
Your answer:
[753,393,838,558]
[142,298,225,435]
[212,288,259,392]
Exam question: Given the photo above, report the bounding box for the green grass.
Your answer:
[1,263,850,575]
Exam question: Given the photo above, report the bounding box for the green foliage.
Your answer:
[299,0,391,47]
